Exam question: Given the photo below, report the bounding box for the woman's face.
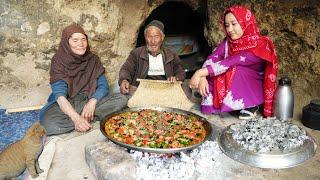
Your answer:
[224,12,244,40]
[68,33,88,55]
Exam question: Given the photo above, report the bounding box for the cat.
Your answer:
[0,122,46,180]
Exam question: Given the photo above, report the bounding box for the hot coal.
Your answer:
[130,141,235,180]
[230,117,310,152]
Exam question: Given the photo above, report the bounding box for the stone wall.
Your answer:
[0,0,319,116]
[0,0,149,108]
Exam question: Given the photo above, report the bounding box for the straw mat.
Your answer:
[127,79,194,110]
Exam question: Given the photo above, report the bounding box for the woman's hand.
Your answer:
[57,96,92,132]
[167,76,177,83]
[71,114,92,132]
[198,77,209,97]
[189,73,201,89]
[120,80,130,94]
[189,68,209,89]
[81,98,97,122]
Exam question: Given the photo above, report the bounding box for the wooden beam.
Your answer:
[5,105,43,114]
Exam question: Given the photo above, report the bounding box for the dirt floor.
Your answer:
[6,86,319,180]
[32,106,320,180]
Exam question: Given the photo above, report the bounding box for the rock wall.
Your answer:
[0,0,149,109]
[0,0,319,116]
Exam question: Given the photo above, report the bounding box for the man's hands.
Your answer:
[120,77,178,95]
[167,76,178,83]
[120,80,130,94]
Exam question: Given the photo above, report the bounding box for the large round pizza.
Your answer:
[101,107,212,153]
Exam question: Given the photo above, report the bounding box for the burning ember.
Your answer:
[230,117,310,152]
[130,141,231,180]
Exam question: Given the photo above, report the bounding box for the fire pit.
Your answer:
[100,107,212,153]
[218,117,317,169]
[129,141,227,180]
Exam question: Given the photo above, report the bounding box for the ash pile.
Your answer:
[230,117,310,152]
[130,141,238,180]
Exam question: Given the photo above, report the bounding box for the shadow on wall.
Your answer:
[136,1,211,79]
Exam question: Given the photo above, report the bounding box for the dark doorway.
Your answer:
[136,1,211,79]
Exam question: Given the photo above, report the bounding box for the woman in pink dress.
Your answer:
[189,5,278,119]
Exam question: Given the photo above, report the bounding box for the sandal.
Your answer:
[239,106,259,120]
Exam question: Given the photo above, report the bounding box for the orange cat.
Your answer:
[0,122,46,179]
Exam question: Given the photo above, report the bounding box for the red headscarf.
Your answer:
[213,5,278,117]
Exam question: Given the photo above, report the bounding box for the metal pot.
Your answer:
[100,106,212,153]
[218,124,317,169]
[302,99,320,130]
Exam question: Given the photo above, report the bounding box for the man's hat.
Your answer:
[145,20,164,33]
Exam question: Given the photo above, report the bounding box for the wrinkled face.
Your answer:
[68,33,88,55]
[224,13,244,40]
[145,26,164,55]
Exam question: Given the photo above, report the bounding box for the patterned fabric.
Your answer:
[201,43,265,114]
[210,5,278,117]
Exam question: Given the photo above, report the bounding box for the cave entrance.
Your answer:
[136,1,211,79]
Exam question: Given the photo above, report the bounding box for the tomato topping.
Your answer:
[124,136,133,144]
[104,109,207,149]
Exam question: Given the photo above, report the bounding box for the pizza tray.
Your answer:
[218,125,317,169]
[100,106,212,153]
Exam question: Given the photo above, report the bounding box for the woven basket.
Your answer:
[127,79,194,111]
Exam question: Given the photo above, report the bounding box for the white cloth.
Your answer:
[148,53,165,76]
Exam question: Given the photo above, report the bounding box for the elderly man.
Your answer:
[119,20,187,96]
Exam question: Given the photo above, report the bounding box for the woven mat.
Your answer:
[128,79,194,111]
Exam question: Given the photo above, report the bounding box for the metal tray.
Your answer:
[100,106,212,153]
[218,125,317,169]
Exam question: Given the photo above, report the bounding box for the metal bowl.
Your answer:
[218,125,317,169]
[100,106,212,153]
